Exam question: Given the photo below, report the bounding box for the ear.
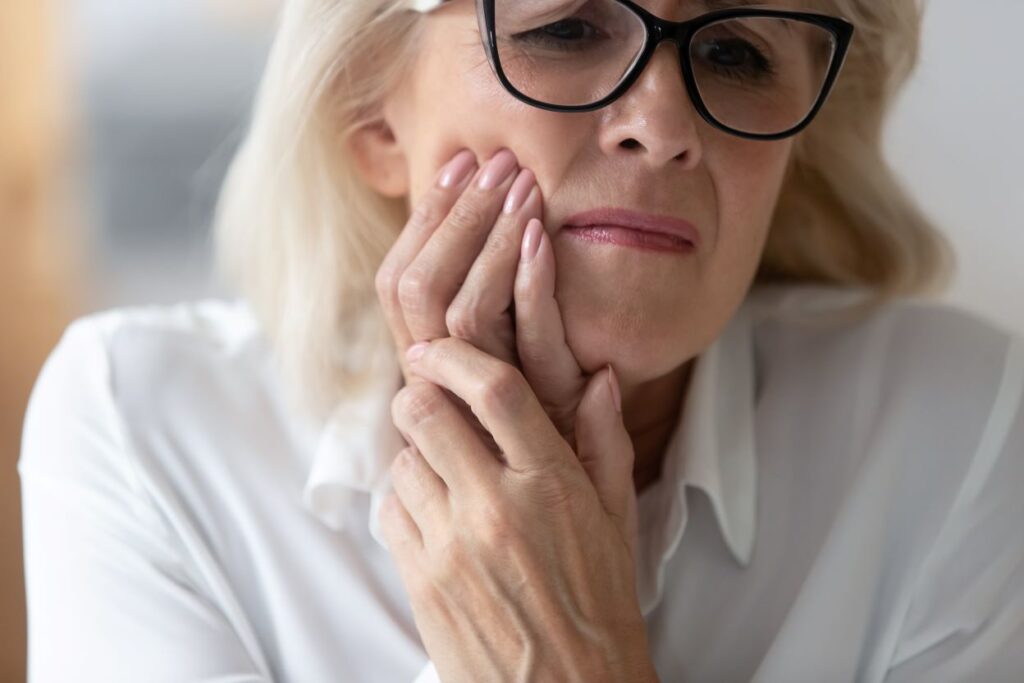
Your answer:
[346,113,410,199]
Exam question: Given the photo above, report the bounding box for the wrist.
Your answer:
[637,661,661,683]
[611,620,659,683]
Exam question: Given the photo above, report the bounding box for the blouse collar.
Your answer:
[300,295,761,571]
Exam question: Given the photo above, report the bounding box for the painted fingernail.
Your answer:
[521,218,543,264]
[406,341,429,363]
[477,149,518,190]
[437,150,477,189]
[607,364,622,414]
[503,169,536,215]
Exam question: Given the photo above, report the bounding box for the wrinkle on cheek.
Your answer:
[476,75,525,117]
[705,139,791,249]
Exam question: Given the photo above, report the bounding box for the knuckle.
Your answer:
[483,230,513,258]
[445,302,486,341]
[446,198,488,235]
[409,196,444,228]
[472,498,517,546]
[540,394,577,426]
[516,340,553,367]
[375,264,401,305]
[548,404,579,441]
[407,572,437,605]
[377,496,405,539]
[388,446,415,478]
[527,471,577,511]
[431,538,468,585]
[397,267,435,316]
[478,520,516,551]
[395,383,447,428]
[477,365,528,415]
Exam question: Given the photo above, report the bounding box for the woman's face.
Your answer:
[359,0,795,387]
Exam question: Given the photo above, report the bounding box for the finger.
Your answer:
[514,219,587,440]
[573,365,635,530]
[399,148,520,343]
[377,490,423,558]
[388,444,451,546]
[446,168,543,366]
[440,393,504,458]
[391,378,505,495]
[376,148,480,373]
[623,473,639,562]
[405,338,571,476]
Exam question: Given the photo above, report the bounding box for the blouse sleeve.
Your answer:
[883,334,1024,682]
[18,318,272,682]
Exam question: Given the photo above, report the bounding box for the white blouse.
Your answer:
[18,283,1024,682]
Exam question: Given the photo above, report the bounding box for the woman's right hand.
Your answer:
[374,147,588,452]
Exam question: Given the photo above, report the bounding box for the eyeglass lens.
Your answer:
[492,0,839,136]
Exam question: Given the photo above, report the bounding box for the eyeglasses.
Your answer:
[415,0,855,141]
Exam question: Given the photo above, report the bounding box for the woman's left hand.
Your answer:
[379,337,657,683]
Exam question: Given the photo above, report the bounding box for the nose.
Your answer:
[596,41,704,171]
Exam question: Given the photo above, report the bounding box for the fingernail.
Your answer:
[503,169,536,215]
[521,218,543,264]
[606,364,622,414]
[406,342,428,363]
[437,150,477,189]
[477,149,518,190]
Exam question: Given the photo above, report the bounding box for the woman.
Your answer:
[19,0,1024,681]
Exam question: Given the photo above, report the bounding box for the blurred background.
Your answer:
[1,0,1021,679]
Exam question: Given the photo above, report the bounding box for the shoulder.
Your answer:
[97,298,268,413]
[27,297,266,415]
[18,298,273,481]
[82,297,264,370]
[748,283,1022,410]
[34,297,262,368]
[747,282,1023,514]
[749,286,1024,551]
[18,301,282,680]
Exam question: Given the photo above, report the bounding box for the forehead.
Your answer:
[434,0,810,26]
[612,0,811,19]
[518,0,810,15]
[679,0,806,10]
[445,0,808,8]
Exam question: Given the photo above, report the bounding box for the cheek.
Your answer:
[406,39,587,205]
[707,140,791,272]
[695,141,791,318]
[717,140,791,228]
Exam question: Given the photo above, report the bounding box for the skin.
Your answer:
[384,337,653,681]
[353,0,795,492]
[347,0,799,678]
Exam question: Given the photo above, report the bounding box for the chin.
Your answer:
[558,304,693,386]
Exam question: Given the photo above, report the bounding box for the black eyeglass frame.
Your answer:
[473,0,856,141]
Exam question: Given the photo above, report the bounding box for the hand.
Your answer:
[379,337,656,683]
[374,147,587,453]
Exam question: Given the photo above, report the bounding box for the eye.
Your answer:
[694,39,776,81]
[512,18,605,51]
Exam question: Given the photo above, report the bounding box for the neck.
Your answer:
[620,360,695,496]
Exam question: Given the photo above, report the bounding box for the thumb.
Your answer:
[574,365,637,548]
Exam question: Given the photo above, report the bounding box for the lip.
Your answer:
[562,207,701,249]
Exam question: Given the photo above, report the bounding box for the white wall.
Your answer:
[884,0,1024,338]
[68,0,274,308]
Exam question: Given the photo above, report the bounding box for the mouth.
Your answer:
[562,207,700,253]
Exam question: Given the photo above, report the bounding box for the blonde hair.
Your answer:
[213,0,956,421]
